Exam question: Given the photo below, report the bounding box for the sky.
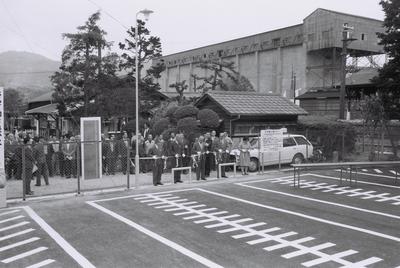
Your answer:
[0,0,385,61]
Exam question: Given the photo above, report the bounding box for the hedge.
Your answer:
[173,105,199,120]
[197,109,220,128]
[152,118,170,136]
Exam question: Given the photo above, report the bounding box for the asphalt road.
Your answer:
[1,168,399,267]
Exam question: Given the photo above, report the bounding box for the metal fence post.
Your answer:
[127,146,130,190]
[278,151,281,171]
[76,141,81,195]
[22,146,26,201]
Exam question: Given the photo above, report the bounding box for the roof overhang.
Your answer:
[25,103,58,115]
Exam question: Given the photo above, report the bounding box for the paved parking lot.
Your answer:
[1,168,399,267]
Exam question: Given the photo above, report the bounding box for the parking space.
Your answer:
[0,206,93,268]
[3,168,398,267]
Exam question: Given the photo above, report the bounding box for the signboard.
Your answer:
[260,129,283,152]
[80,117,102,180]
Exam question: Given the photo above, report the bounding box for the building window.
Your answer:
[361,33,367,41]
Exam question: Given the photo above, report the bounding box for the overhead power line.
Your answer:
[86,0,129,30]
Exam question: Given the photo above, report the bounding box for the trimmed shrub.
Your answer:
[177,117,198,135]
[161,128,177,140]
[152,118,170,136]
[198,109,220,128]
[173,105,199,120]
[165,105,179,120]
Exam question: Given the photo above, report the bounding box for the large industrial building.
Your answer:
[156,8,384,101]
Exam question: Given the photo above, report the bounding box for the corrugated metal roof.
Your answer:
[29,91,53,103]
[296,89,340,99]
[197,92,307,116]
[25,103,58,115]
[346,68,378,86]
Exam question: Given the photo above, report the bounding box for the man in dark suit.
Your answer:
[210,130,219,171]
[169,133,183,183]
[23,137,35,195]
[33,137,49,186]
[117,132,130,175]
[192,135,206,181]
[204,132,212,177]
[148,139,165,186]
[62,136,77,178]
[106,135,118,175]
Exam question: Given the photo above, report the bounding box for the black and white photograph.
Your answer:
[0,0,398,267]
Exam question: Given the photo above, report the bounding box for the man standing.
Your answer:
[106,135,117,175]
[204,132,212,177]
[169,132,183,183]
[23,137,35,195]
[218,132,229,178]
[148,138,165,186]
[33,137,49,186]
[62,136,77,178]
[118,132,130,175]
[210,130,219,172]
[145,134,156,172]
[192,135,206,181]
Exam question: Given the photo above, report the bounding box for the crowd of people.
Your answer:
[5,128,252,194]
[122,130,239,186]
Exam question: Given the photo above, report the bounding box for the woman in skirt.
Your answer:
[239,137,251,175]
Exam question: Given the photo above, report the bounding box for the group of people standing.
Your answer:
[132,130,234,186]
[5,132,81,195]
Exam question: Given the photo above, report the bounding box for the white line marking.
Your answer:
[0,210,20,217]
[0,221,30,232]
[361,169,368,172]
[327,172,400,188]
[0,215,25,224]
[237,183,400,220]
[374,169,383,174]
[217,227,241,233]
[0,228,35,242]
[87,201,223,268]
[0,237,40,252]
[197,188,400,243]
[339,257,382,268]
[283,242,336,259]
[26,259,56,268]
[23,206,95,268]
[95,188,197,203]
[1,247,48,263]
[389,170,397,175]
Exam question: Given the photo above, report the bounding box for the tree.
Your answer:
[369,0,400,156]
[197,109,220,129]
[169,80,188,104]
[51,11,121,120]
[4,88,26,130]
[192,59,254,93]
[119,19,166,118]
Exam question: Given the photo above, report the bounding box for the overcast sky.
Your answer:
[0,0,385,61]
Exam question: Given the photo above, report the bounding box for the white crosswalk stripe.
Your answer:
[134,193,383,267]
[26,259,56,268]
[1,247,48,263]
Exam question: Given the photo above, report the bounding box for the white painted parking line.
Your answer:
[0,209,20,217]
[373,169,383,174]
[1,247,48,264]
[87,201,223,268]
[23,206,95,268]
[198,188,400,243]
[0,237,40,252]
[26,259,56,268]
[389,170,397,175]
[0,215,24,224]
[0,221,30,232]
[237,182,400,220]
[128,192,383,267]
[0,228,35,242]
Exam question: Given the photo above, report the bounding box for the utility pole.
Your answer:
[339,23,356,120]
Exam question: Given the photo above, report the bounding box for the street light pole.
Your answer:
[135,9,153,188]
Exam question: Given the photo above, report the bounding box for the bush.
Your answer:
[165,105,179,120]
[177,117,199,135]
[122,118,149,134]
[152,118,170,136]
[161,128,177,140]
[197,109,220,128]
[297,116,357,159]
[173,105,199,120]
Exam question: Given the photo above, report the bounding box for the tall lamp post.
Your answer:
[135,9,153,187]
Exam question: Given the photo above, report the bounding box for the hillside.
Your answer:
[0,51,60,99]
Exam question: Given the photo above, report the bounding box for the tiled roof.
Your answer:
[197,92,307,116]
